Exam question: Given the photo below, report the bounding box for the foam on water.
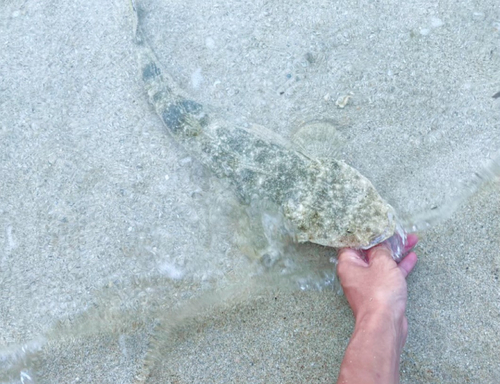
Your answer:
[0,339,45,383]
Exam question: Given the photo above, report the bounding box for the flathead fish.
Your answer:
[131,2,402,254]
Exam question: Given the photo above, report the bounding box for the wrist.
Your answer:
[354,308,407,350]
[355,303,405,326]
[339,307,407,384]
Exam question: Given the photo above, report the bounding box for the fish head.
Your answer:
[284,159,401,255]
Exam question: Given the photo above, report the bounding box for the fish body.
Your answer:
[132,3,397,250]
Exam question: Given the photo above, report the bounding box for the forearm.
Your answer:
[337,311,406,384]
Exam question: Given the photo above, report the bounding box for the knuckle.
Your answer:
[370,247,391,262]
[336,261,346,275]
[336,259,349,276]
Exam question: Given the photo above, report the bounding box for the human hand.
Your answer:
[337,235,418,334]
[336,235,418,384]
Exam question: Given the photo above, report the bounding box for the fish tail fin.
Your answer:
[129,2,210,138]
[130,0,143,45]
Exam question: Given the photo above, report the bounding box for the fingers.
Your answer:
[367,234,419,265]
[338,234,420,275]
[337,248,365,279]
[338,248,363,262]
[404,234,419,253]
[398,251,418,278]
[365,242,393,265]
[337,248,368,268]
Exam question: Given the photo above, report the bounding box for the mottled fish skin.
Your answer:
[131,3,396,249]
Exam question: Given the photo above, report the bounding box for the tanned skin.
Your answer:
[336,234,419,384]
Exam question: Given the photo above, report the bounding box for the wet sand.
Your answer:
[1,0,499,383]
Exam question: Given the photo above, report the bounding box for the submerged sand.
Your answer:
[1,0,499,383]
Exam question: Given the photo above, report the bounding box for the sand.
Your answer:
[1,0,499,383]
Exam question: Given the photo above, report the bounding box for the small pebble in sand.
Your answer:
[335,94,352,108]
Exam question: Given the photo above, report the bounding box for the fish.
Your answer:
[130,1,403,256]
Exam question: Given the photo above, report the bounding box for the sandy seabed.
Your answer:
[1,0,499,383]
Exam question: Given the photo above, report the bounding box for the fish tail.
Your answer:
[130,1,208,137]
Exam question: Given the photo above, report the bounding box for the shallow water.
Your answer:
[1,0,499,383]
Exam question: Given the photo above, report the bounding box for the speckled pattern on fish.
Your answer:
[131,2,397,250]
